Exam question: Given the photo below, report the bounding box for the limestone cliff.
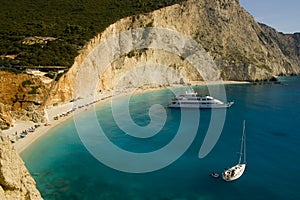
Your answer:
[0,135,42,200]
[49,0,299,104]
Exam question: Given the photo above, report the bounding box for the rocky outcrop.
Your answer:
[49,0,299,104]
[0,103,12,130]
[0,71,50,129]
[0,135,42,200]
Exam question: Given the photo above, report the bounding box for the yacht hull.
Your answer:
[222,164,246,181]
[168,102,234,109]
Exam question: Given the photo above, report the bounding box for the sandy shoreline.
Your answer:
[2,80,250,154]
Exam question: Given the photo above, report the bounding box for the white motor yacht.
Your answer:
[168,91,234,109]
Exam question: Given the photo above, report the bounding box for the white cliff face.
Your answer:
[49,0,299,104]
[0,135,42,200]
[50,25,219,103]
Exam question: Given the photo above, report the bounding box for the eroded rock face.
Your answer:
[49,0,299,104]
[0,71,49,129]
[259,23,300,69]
[0,135,42,200]
[0,103,12,130]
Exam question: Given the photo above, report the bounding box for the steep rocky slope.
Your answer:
[0,103,12,130]
[49,0,299,104]
[0,135,42,200]
[259,23,300,69]
[0,71,50,129]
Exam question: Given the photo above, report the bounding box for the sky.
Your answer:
[240,0,300,33]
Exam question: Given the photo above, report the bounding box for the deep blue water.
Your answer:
[21,77,300,200]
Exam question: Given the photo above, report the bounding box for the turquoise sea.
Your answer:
[21,77,300,200]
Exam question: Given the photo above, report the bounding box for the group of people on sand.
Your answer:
[52,98,104,121]
[9,124,41,143]
[7,95,111,144]
[53,108,76,120]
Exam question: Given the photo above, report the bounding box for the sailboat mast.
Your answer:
[243,121,246,164]
[238,120,246,164]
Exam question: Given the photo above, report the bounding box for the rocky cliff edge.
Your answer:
[0,135,42,200]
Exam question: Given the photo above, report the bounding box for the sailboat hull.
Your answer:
[222,164,246,181]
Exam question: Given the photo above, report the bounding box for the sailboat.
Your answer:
[222,120,246,181]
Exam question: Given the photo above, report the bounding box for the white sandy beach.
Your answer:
[1,80,250,154]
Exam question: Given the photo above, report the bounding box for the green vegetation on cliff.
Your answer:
[0,0,184,69]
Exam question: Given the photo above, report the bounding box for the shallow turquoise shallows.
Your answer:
[21,77,300,200]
